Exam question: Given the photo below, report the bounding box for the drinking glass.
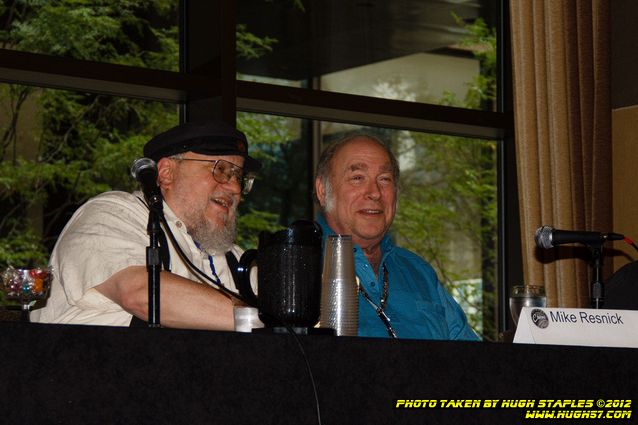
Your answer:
[509,285,546,326]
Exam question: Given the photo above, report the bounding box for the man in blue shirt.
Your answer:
[314,134,479,341]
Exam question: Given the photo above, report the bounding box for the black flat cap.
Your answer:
[143,120,261,172]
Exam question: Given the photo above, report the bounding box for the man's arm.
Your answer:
[95,265,235,330]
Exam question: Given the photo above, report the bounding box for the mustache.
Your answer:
[209,191,239,210]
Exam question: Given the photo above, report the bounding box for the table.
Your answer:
[1,322,635,424]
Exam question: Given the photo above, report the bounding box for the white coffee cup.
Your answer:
[233,306,264,333]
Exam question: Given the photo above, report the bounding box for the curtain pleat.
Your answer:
[510,0,611,308]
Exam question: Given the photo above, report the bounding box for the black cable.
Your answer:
[158,213,248,303]
[157,213,323,425]
[623,237,638,254]
[288,329,322,425]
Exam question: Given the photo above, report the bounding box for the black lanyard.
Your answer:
[359,265,397,338]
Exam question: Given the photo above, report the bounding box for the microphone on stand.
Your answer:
[131,158,163,212]
[131,157,164,326]
[534,225,625,309]
[534,225,624,249]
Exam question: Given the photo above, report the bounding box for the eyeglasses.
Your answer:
[175,158,255,194]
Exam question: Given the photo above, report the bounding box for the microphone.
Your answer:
[131,157,163,211]
[535,225,624,249]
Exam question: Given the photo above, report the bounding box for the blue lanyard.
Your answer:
[194,242,222,287]
[207,254,222,286]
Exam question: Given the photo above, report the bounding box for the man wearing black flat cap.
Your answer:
[32,121,260,330]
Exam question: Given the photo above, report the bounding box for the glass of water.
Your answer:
[509,285,546,326]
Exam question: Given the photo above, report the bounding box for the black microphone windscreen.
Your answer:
[131,157,157,179]
[535,225,554,249]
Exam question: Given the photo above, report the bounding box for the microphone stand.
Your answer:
[589,243,604,309]
[146,197,164,328]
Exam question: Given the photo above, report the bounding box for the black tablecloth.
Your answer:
[1,322,636,424]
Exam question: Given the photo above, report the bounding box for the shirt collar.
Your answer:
[134,190,189,236]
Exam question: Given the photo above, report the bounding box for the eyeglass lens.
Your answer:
[213,160,254,194]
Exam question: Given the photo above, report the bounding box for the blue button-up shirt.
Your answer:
[317,215,479,341]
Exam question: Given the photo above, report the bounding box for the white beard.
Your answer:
[181,196,238,255]
[188,214,237,255]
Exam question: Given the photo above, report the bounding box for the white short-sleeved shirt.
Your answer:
[31,191,248,327]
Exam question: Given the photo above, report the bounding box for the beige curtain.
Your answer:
[510,0,612,307]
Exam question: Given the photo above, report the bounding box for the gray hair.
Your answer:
[315,133,400,206]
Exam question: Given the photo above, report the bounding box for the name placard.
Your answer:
[513,307,638,348]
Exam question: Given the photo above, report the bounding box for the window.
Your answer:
[0,2,179,71]
[0,0,514,339]
[234,113,498,337]
[0,82,177,264]
[237,0,498,111]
